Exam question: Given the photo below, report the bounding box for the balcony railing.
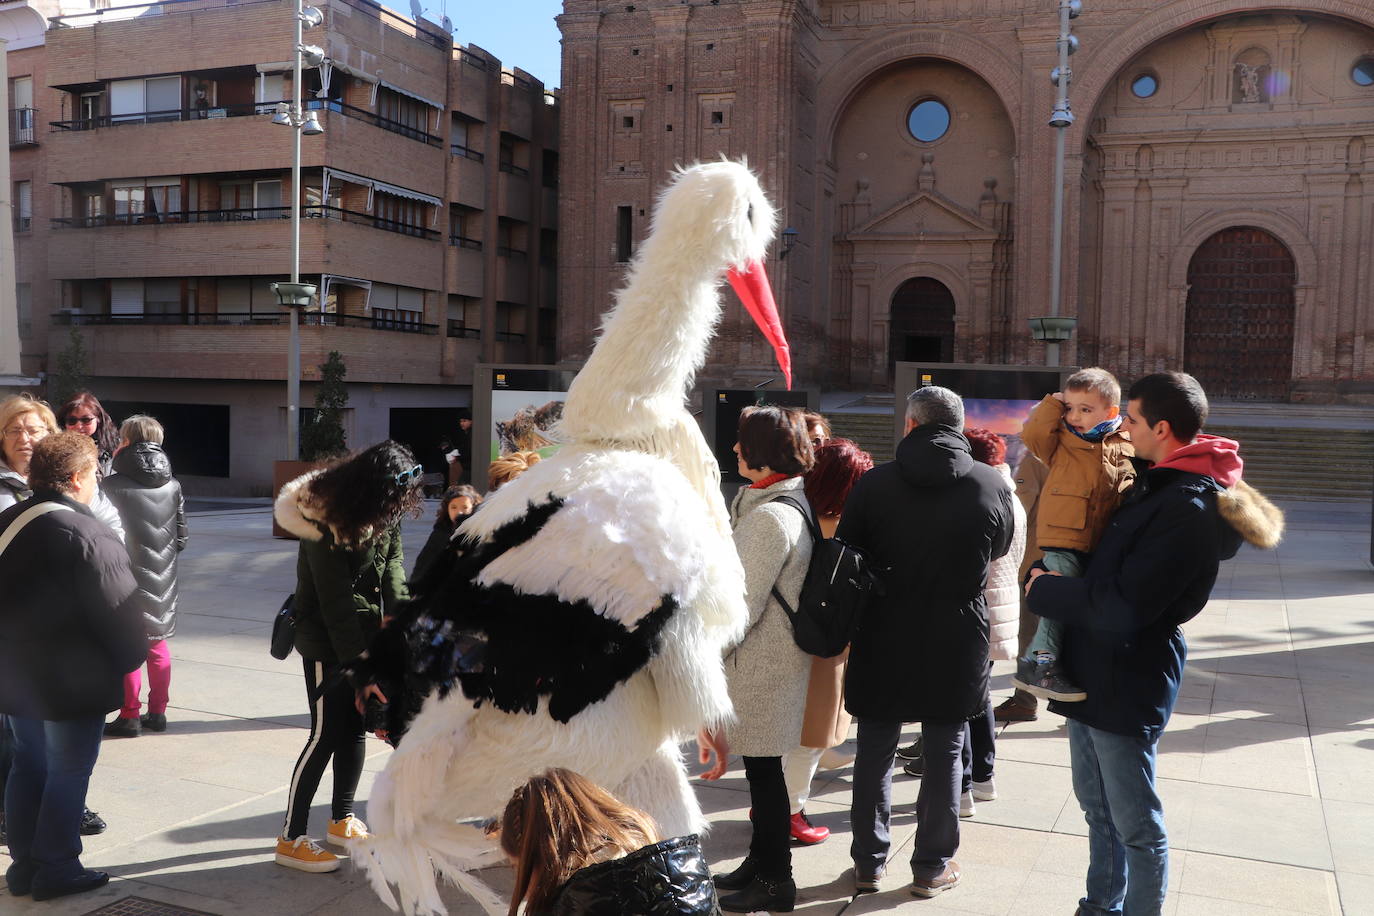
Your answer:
[450,235,482,250]
[51,310,439,334]
[10,108,37,146]
[13,216,32,233]
[49,97,442,147]
[497,245,527,259]
[447,321,481,338]
[51,99,287,130]
[52,205,440,240]
[451,143,484,162]
[499,161,529,177]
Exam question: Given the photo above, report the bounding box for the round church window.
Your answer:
[1131,74,1158,98]
[1353,59,1374,87]
[907,99,950,143]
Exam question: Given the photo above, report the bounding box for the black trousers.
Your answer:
[283,659,366,840]
[743,755,792,879]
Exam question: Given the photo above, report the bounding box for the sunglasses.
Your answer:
[393,464,424,486]
[64,415,98,426]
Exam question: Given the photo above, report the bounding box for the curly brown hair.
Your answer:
[305,440,424,547]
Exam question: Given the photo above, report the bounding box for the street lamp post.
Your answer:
[1031,0,1082,367]
[271,0,325,460]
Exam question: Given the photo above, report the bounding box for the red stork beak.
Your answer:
[727,258,792,390]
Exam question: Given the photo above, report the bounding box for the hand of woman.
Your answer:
[697,727,730,780]
[354,682,389,716]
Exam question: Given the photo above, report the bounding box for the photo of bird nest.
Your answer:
[491,395,567,458]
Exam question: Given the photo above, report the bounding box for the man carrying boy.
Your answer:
[1025,371,1282,915]
[1012,367,1134,702]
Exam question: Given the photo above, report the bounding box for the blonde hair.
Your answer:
[0,394,58,440]
[1065,367,1122,407]
[120,414,165,445]
[488,450,542,491]
[500,768,660,916]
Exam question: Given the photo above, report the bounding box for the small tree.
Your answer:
[49,327,89,407]
[301,350,349,461]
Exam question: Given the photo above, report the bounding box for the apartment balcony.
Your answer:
[45,104,295,183]
[496,253,530,304]
[447,240,486,298]
[10,109,38,147]
[48,205,440,281]
[47,312,444,385]
[450,150,487,209]
[496,167,531,221]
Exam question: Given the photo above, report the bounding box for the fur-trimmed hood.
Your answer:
[273,470,330,542]
[1218,478,1284,550]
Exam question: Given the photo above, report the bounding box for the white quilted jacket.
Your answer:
[987,463,1028,661]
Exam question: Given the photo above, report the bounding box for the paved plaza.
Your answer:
[2,498,1371,915]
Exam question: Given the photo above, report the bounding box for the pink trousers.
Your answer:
[121,639,171,719]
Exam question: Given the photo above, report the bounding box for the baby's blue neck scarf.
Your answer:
[1066,415,1122,443]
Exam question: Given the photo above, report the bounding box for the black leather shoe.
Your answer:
[902,755,924,778]
[80,808,107,836]
[31,869,110,901]
[5,861,37,896]
[712,856,759,891]
[718,875,796,913]
[103,717,140,739]
[140,712,167,732]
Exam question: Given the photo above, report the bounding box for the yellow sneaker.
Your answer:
[326,815,370,847]
[275,835,340,873]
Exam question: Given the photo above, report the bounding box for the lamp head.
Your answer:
[270,101,293,127]
[301,110,325,136]
[299,5,324,27]
[299,44,327,68]
[1048,104,1075,128]
[1066,0,1082,18]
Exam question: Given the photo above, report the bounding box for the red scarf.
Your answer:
[749,472,796,489]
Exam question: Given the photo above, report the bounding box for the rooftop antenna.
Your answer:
[409,0,424,21]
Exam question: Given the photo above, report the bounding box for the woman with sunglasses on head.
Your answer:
[55,392,118,479]
[271,441,422,873]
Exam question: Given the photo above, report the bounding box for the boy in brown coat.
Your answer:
[1011,368,1134,702]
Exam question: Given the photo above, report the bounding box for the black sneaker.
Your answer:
[902,755,924,778]
[103,717,140,738]
[895,737,923,760]
[1013,657,1087,702]
[718,875,796,913]
[80,808,107,836]
[140,712,167,732]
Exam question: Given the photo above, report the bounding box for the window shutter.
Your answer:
[111,279,144,316]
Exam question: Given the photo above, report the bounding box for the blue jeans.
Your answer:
[1067,719,1168,916]
[5,715,105,886]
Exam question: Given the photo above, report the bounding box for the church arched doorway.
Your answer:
[889,277,955,375]
[1184,227,1296,401]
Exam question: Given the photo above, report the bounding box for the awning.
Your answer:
[377,79,442,111]
[321,168,442,209]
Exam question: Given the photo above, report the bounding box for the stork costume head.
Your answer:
[355,161,790,915]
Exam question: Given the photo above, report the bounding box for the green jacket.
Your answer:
[293,524,408,664]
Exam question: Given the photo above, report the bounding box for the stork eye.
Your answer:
[746,204,754,225]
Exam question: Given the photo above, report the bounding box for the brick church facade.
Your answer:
[557,0,1374,401]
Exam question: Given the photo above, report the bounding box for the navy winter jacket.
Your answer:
[1027,461,1244,740]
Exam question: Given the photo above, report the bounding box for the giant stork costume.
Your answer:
[355,160,792,915]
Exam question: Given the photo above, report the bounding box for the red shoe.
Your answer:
[790,810,829,845]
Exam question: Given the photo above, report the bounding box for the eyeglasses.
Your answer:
[2,425,48,441]
[393,464,424,486]
[63,415,98,427]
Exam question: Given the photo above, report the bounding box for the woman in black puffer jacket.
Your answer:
[500,768,719,916]
[100,416,187,739]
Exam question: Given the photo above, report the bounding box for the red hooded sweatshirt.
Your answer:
[1152,433,1243,488]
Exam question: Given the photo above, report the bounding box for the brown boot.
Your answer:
[993,696,1037,723]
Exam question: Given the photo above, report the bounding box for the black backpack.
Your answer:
[767,495,884,658]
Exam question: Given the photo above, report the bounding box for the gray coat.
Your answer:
[724,477,813,758]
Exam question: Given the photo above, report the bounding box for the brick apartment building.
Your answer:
[558,0,1374,403]
[4,0,558,493]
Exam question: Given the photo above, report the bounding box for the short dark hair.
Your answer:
[1127,372,1208,442]
[436,484,482,524]
[29,432,98,494]
[737,405,814,476]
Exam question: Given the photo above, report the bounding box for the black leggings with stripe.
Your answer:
[283,658,367,840]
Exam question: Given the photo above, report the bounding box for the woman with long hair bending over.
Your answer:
[272,441,422,872]
[699,405,815,913]
[499,768,718,915]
